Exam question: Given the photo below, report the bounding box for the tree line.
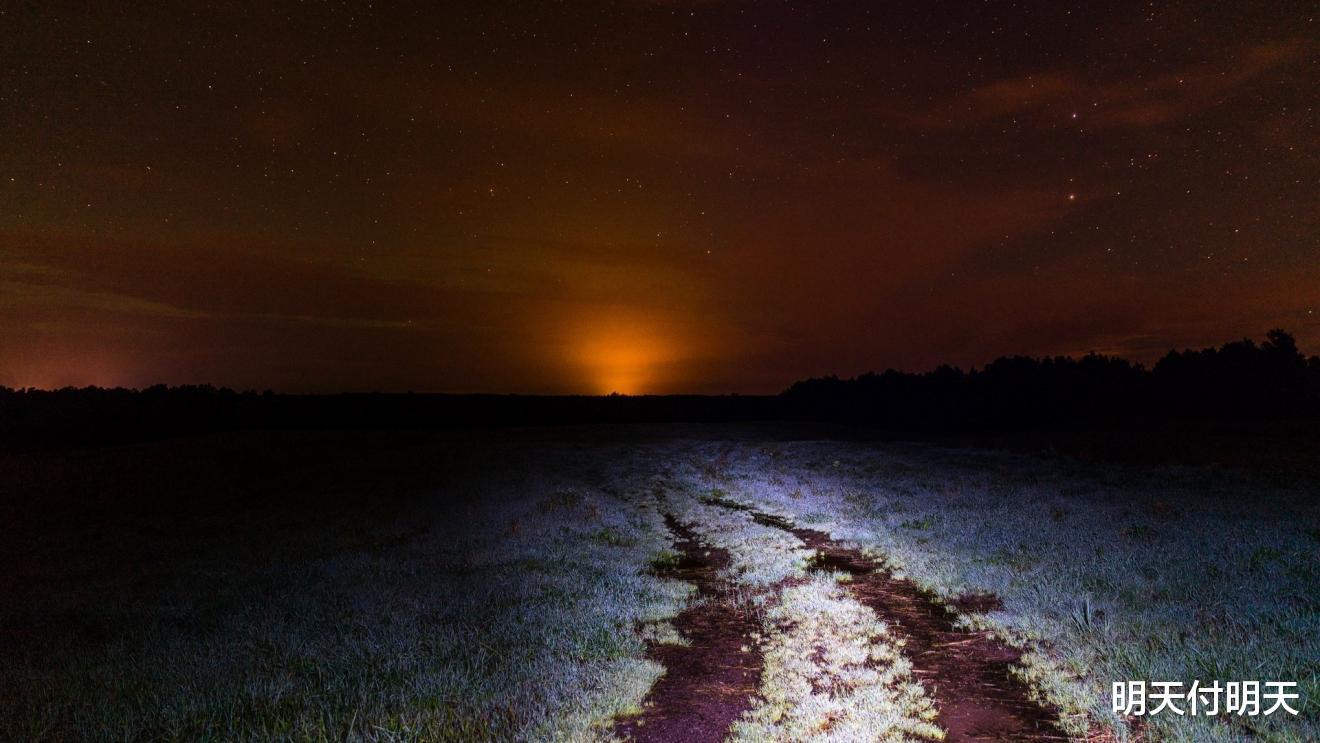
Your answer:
[2,330,1317,447]
[782,329,1320,430]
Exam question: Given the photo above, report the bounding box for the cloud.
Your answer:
[914,39,1309,130]
[0,278,208,320]
[0,227,746,392]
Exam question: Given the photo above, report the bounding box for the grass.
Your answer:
[684,439,1320,742]
[3,424,1316,741]
[729,575,943,742]
[0,429,686,740]
[663,480,947,741]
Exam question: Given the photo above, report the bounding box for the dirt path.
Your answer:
[747,509,1068,742]
[613,516,764,743]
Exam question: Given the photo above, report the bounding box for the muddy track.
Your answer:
[613,515,764,743]
[744,508,1068,742]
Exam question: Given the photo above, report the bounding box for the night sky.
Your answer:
[3,2,1316,393]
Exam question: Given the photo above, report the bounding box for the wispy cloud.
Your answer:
[913,39,1309,130]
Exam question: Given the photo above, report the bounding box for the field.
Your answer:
[2,425,1316,741]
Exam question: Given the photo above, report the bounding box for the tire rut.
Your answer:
[740,505,1068,742]
[613,515,764,743]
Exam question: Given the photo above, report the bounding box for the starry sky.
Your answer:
[2,2,1316,393]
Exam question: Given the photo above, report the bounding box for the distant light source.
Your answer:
[591,343,656,395]
[574,313,676,395]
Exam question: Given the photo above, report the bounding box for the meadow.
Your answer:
[685,439,1319,741]
[1,425,1315,740]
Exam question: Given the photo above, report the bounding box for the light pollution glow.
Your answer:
[573,315,682,395]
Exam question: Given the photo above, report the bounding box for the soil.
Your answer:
[753,511,1069,742]
[618,498,1071,742]
[613,515,765,743]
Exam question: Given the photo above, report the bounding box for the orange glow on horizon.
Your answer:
[573,314,682,395]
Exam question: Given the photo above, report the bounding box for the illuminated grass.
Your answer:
[661,479,945,742]
[689,440,1320,742]
[730,575,943,742]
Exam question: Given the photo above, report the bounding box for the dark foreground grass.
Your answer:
[1,429,684,740]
